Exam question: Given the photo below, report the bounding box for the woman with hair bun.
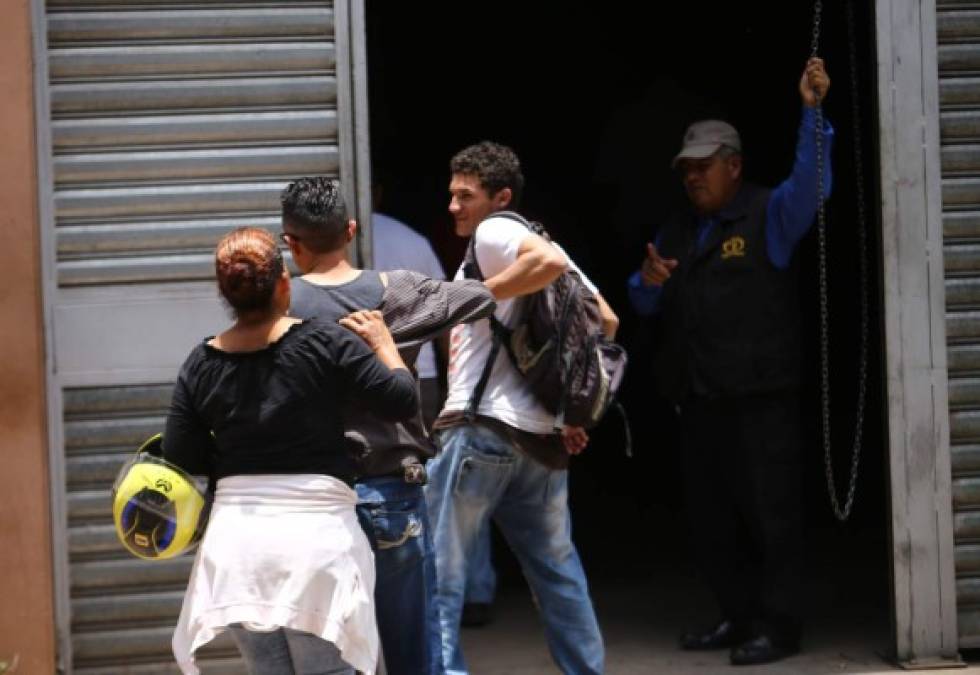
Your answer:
[163,226,416,675]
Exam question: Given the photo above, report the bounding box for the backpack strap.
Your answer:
[491,210,530,227]
[460,213,541,422]
[463,232,501,420]
[462,232,485,282]
[490,210,550,239]
[464,327,500,422]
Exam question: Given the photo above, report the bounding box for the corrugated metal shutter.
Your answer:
[65,384,244,674]
[939,0,980,648]
[48,2,337,286]
[36,0,364,670]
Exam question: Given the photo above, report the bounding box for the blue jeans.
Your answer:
[426,423,604,675]
[356,477,443,675]
[228,624,353,675]
[465,524,496,604]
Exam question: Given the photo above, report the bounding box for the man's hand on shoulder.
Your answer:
[800,57,830,108]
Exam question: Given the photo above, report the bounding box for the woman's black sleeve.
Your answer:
[162,358,215,476]
[329,327,419,421]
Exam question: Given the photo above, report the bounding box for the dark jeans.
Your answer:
[678,391,804,643]
[356,476,442,675]
[228,624,353,675]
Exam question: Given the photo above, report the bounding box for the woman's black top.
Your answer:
[163,318,418,485]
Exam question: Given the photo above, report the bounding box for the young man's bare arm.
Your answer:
[483,233,568,300]
[595,292,619,340]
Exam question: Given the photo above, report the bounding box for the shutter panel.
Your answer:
[48,2,338,287]
[37,0,365,670]
[64,383,242,672]
[939,0,980,648]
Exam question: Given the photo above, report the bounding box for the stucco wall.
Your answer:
[0,0,56,672]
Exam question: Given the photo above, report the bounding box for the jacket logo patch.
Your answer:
[721,236,746,259]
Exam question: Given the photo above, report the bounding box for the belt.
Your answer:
[403,462,427,485]
[363,463,427,486]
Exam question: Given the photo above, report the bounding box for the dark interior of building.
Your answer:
[366,0,889,659]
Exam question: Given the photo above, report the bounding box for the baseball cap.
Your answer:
[672,120,742,168]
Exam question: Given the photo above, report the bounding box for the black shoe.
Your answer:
[679,619,744,650]
[729,633,799,666]
[461,602,493,628]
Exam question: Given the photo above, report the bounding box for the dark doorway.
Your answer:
[366,0,889,659]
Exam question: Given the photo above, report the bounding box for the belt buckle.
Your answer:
[404,463,427,485]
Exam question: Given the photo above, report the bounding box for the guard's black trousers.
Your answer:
[679,390,804,642]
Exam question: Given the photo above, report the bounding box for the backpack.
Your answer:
[462,211,629,439]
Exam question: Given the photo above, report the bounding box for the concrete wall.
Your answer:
[0,0,56,672]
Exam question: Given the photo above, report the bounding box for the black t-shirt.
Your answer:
[290,270,385,323]
[288,271,496,477]
[163,318,417,485]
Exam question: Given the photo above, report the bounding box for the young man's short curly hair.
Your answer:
[449,141,524,207]
[280,176,350,253]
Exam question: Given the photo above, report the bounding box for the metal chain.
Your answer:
[813,0,869,521]
[811,0,822,58]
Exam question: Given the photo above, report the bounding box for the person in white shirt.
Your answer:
[425,141,617,675]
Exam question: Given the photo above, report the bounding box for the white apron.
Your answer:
[171,474,378,674]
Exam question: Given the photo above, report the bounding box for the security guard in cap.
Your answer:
[627,58,832,666]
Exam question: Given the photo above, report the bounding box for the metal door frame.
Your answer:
[336,0,374,268]
[876,0,961,666]
[30,0,71,669]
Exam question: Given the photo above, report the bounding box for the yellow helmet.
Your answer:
[112,434,210,560]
